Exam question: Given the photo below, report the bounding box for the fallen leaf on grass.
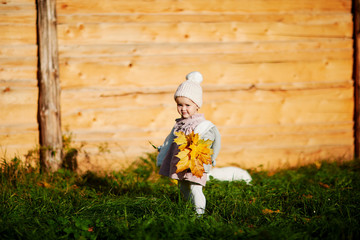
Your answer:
[262,209,281,214]
[37,181,52,188]
[302,194,313,199]
[319,182,330,188]
[314,161,322,169]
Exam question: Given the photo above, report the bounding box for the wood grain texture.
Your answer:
[0,0,39,162]
[59,59,353,89]
[57,21,352,45]
[0,0,355,172]
[56,0,351,14]
[55,0,355,171]
[59,40,353,57]
[57,12,352,24]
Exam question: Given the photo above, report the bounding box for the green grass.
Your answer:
[1,154,360,240]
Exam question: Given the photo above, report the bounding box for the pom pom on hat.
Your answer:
[174,71,203,107]
[186,71,203,84]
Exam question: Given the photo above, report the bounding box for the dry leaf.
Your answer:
[37,181,52,188]
[174,131,213,178]
[302,194,313,199]
[319,182,330,188]
[262,209,281,214]
[314,161,322,169]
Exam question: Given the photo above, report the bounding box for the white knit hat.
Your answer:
[174,71,203,107]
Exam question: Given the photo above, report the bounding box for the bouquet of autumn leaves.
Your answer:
[174,131,213,178]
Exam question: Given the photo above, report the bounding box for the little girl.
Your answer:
[157,71,221,215]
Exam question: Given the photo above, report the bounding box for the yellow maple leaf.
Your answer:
[174,131,213,178]
[174,131,188,150]
[175,148,191,172]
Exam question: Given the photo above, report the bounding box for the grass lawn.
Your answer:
[1,153,359,240]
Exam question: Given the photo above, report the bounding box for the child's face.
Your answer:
[175,97,199,119]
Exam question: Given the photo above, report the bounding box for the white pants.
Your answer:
[178,180,206,215]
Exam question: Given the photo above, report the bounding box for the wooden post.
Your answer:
[37,0,63,172]
[354,0,360,158]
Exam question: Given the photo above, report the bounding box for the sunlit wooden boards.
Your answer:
[56,0,354,171]
[0,0,38,158]
[0,0,355,171]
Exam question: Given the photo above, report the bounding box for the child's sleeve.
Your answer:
[202,125,221,173]
[210,126,221,166]
[156,127,175,167]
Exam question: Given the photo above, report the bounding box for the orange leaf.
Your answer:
[262,209,281,214]
[37,181,52,188]
[190,150,205,178]
[319,182,330,188]
[302,194,313,199]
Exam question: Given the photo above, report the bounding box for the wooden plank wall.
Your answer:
[0,0,354,172]
[56,0,355,172]
[0,0,38,158]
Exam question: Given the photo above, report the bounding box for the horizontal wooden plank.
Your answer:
[57,21,352,44]
[0,123,38,132]
[56,0,351,14]
[0,24,36,44]
[0,105,38,124]
[0,0,34,5]
[220,129,353,146]
[59,59,353,89]
[0,80,37,88]
[0,130,38,146]
[57,12,352,24]
[0,5,36,24]
[59,39,353,57]
[218,145,354,170]
[61,81,353,102]
[0,57,37,68]
[61,87,354,129]
[61,101,353,130]
[219,122,354,135]
[60,49,352,65]
[61,83,354,110]
[0,87,38,104]
[0,121,38,158]
[0,145,38,160]
[65,121,353,147]
[0,67,37,80]
[0,45,37,57]
[203,88,354,125]
[0,88,38,124]
[63,119,354,136]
